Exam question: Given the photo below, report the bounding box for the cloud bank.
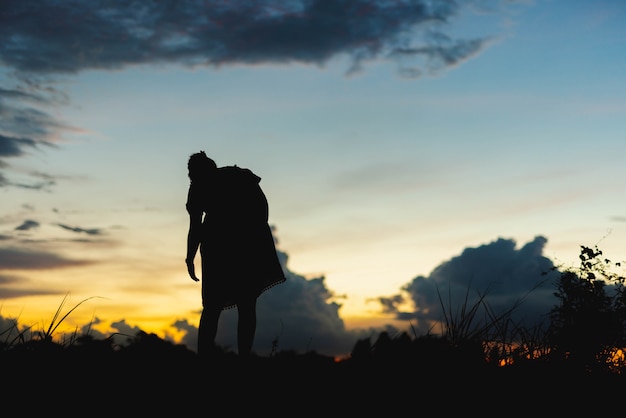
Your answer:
[378,236,562,336]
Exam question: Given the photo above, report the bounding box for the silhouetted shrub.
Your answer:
[548,245,626,372]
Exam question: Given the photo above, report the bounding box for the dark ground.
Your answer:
[3,344,624,415]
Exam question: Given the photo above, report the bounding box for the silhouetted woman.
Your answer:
[185,151,286,358]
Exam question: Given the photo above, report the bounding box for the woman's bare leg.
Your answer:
[198,304,221,357]
[237,297,257,357]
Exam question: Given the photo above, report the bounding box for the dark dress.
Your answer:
[186,165,286,310]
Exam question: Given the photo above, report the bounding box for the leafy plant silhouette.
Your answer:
[548,245,626,372]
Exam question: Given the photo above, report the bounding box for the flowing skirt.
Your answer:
[200,221,286,310]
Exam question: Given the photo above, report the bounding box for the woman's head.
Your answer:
[188,151,217,181]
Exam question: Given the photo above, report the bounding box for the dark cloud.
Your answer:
[0,91,63,189]
[56,223,104,236]
[172,318,198,350]
[109,319,144,338]
[0,106,68,141]
[13,170,58,191]
[15,219,39,231]
[0,273,21,285]
[0,0,491,76]
[377,236,561,335]
[0,247,94,269]
[0,272,65,299]
[0,86,50,104]
[0,86,65,163]
[0,134,40,157]
[0,285,61,299]
[391,36,488,78]
[6,178,57,191]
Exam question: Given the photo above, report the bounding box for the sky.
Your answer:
[1,0,625,358]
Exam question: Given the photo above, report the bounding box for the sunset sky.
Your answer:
[1,0,625,358]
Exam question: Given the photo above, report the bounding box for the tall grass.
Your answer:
[433,277,553,367]
[1,293,103,351]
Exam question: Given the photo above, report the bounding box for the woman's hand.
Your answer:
[186,258,200,282]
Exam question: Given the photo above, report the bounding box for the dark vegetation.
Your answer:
[3,245,626,412]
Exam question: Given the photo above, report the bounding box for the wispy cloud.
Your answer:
[15,219,39,231]
[56,223,104,236]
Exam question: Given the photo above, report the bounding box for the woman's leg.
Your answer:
[198,242,221,357]
[237,296,257,357]
[198,304,221,357]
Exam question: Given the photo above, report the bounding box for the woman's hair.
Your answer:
[188,151,217,181]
